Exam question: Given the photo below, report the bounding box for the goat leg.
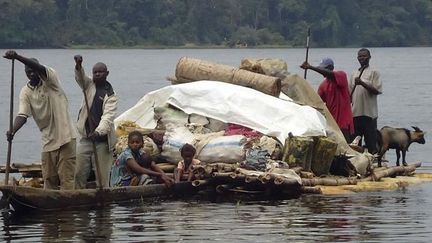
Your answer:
[396,149,401,166]
[377,159,382,167]
[377,149,384,168]
[402,150,408,166]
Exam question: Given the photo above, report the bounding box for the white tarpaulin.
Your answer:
[115,81,327,144]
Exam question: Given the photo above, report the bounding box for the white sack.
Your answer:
[115,81,327,144]
[198,135,247,163]
[160,125,246,164]
[160,126,195,163]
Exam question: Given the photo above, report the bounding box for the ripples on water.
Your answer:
[1,183,431,242]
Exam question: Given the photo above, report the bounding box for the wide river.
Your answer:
[0,48,431,242]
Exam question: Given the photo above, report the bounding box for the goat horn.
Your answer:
[412,126,420,131]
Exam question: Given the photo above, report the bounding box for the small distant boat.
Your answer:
[0,182,197,213]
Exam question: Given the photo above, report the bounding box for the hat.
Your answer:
[318,58,334,68]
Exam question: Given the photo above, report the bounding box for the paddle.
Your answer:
[303,27,311,79]
[350,65,366,102]
[81,88,104,190]
[4,59,15,186]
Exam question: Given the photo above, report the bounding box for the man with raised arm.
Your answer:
[3,50,76,190]
[73,55,118,189]
[301,58,354,142]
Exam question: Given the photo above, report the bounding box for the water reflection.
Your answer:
[73,208,113,242]
[1,206,113,242]
[0,185,432,242]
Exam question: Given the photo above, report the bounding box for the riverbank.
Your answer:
[39,43,298,50]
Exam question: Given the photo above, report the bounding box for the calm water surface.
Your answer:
[0,48,431,242]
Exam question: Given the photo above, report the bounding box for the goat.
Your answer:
[377,126,426,167]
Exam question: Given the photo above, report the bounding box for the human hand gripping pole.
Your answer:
[350,66,366,103]
[4,59,14,185]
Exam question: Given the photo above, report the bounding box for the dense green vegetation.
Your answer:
[1,0,431,48]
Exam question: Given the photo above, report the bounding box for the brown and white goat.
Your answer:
[377,126,426,167]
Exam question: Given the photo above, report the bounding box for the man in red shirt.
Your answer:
[301,58,353,142]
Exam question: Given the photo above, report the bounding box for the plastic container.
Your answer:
[282,135,315,171]
[311,137,338,176]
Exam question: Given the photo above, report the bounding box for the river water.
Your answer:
[0,48,431,242]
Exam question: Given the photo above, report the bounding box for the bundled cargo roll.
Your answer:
[240,58,289,77]
[282,134,315,171]
[311,137,338,176]
[174,57,281,97]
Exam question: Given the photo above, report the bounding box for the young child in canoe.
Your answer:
[174,143,201,182]
[110,131,174,187]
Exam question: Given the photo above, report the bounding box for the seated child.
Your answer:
[110,131,174,187]
[174,143,201,182]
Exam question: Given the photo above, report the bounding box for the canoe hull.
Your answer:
[0,182,196,213]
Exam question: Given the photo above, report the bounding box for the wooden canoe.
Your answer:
[0,182,198,213]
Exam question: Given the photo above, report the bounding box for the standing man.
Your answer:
[301,58,354,142]
[3,50,76,190]
[74,55,118,189]
[349,48,382,154]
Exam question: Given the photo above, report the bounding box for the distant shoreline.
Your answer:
[49,44,297,49]
[5,44,431,49]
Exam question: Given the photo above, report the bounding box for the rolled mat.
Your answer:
[174,57,281,96]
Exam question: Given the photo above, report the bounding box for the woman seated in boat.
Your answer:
[110,131,174,187]
[174,143,201,183]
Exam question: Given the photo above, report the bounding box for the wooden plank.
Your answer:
[0,163,42,173]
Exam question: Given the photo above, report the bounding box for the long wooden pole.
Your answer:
[82,89,103,190]
[303,27,311,79]
[4,60,15,185]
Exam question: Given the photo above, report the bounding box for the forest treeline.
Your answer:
[1,0,432,48]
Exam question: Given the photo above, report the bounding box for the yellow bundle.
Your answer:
[116,120,140,137]
[115,121,160,157]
